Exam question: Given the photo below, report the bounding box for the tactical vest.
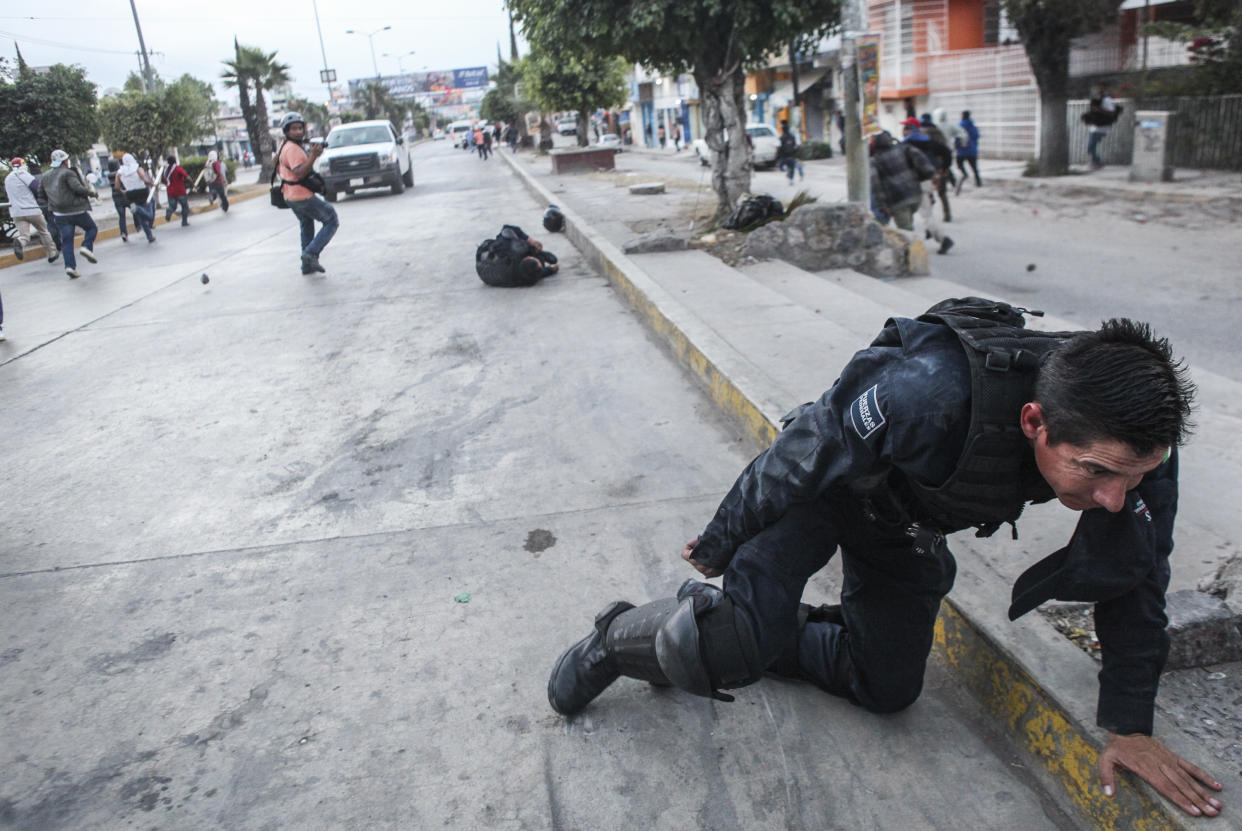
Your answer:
[903,299,1078,537]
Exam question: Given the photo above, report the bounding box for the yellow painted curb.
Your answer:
[499,147,1194,830]
[1,186,269,271]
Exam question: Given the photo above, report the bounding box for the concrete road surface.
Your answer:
[1,142,1075,830]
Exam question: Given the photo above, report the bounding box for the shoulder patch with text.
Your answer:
[850,384,886,440]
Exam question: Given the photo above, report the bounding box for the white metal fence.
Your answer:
[927,46,1039,159]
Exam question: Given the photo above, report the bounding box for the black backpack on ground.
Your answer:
[723,195,785,231]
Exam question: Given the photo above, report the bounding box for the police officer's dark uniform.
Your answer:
[549,299,1176,742]
[475,225,558,288]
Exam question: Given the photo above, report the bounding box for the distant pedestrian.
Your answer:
[162,155,191,226]
[26,160,63,259]
[482,128,493,160]
[777,120,800,184]
[918,113,955,222]
[955,110,982,191]
[658,125,666,149]
[39,149,100,279]
[277,112,338,275]
[835,109,846,155]
[1084,86,1120,170]
[115,153,156,243]
[243,150,253,168]
[673,124,682,152]
[106,159,130,242]
[870,130,953,254]
[4,157,57,263]
[204,151,230,212]
[902,117,953,228]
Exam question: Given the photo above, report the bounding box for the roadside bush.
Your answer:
[797,141,833,160]
[178,156,236,191]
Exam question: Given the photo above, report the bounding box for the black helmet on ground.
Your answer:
[543,204,565,233]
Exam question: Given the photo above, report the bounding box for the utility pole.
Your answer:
[312,0,335,101]
[128,0,154,92]
[842,0,869,206]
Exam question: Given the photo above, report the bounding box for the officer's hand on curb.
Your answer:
[682,538,721,578]
[1099,732,1223,817]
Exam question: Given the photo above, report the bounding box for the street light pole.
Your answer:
[383,50,416,75]
[346,25,392,81]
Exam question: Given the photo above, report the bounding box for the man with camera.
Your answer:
[277,112,339,275]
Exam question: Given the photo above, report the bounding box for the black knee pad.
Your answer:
[654,580,764,701]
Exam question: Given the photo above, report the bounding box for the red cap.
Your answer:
[901,117,922,127]
[9,157,23,166]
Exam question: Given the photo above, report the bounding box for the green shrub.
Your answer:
[797,141,834,160]
[178,156,236,191]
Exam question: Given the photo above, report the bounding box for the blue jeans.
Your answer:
[208,182,229,211]
[54,213,98,270]
[129,200,155,239]
[113,201,129,237]
[165,195,190,224]
[288,196,339,258]
[721,496,956,713]
[1087,130,1107,166]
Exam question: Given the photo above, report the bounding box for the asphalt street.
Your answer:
[0,140,1078,830]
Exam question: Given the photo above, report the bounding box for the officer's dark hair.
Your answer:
[518,257,543,283]
[1035,318,1195,453]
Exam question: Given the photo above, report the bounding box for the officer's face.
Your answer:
[1022,403,1167,513]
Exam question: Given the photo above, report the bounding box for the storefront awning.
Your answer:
[768,69,827,107]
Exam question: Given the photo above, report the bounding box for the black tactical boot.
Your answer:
[548,601,636,716]
[548,598,679,715]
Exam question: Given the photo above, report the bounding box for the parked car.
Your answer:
[314,119,413,201]
[556,116,578,136]
[597,133,622,152]
[693,123,781,169]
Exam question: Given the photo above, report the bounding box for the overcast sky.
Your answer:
[0,0,524,105]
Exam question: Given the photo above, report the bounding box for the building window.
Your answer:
[984,0,1020,46]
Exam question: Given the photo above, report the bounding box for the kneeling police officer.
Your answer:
[548,298,1223,819]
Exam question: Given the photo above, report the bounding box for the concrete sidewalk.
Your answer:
[501,146,1242,829]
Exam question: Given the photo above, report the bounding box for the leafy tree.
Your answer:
[522,49,627,146]
[481,56,536,143]
[1003,0,1124,175]
[1143,0,1242,95]
[509,0,840,220]
[286,96,331,136]
[0,62,98,162]
[98,74,213,163]
[222,42,290,179]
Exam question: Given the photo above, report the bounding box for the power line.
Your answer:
[0,29,139,55]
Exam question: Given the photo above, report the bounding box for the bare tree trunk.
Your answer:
[577,110,590,147]
[238,82,263,182]
[1014,10,1074,176]
[254,86,275,183]
[538,116,554,153]
[695,62,752,223]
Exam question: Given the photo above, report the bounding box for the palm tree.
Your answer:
[221,40,261,174]
[286,97,330,137]
[221,42,290,179]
